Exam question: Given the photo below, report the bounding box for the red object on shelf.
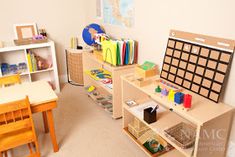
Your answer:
[184,94,192,108]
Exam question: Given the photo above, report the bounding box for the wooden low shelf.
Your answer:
[123,127,183,157]
[121,74,234,157]
[83,52,136,119]
[123,104,193,157]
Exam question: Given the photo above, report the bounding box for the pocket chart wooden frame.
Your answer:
[160,30,235,102]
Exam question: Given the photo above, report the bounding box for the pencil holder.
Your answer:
[144,107,157,124]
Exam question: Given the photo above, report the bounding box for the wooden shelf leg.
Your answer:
[42,112,49,133]
[47,110,59,152]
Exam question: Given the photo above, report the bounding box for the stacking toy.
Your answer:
[168,89,175,102]
[184,94,192,108]
[174,92,184,104]
[161,88,168,96]
[155,85,161,93]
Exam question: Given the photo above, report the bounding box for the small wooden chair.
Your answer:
[0,96,40,157]
[0,74,21,88]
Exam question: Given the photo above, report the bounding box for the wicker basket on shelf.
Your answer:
[164,122,196,149]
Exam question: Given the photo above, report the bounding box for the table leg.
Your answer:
[42,112,49,133]
[47,110,59,152]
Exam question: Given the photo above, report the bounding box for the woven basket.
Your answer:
[67,50,84,85]
[164,122,196,149]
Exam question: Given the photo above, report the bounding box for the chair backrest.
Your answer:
[0,96,34,135]
[0,74,21,88]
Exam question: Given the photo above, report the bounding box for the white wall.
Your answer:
[85,0,235,155]
[0,0,235,155]
[0,0,87,81]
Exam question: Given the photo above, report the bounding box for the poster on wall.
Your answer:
[102,0,134,27]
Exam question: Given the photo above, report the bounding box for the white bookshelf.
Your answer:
[0,40,60,93]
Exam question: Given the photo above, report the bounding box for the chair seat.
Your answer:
[0,128,34,151]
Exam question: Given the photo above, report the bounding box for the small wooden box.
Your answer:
[133,117,146,129]
[135,65,158,79]
[134,78,153,87]
[93,50,103,61]
[128,122,150,139]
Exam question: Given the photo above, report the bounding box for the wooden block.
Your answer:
[135,65,158,79]
[134,78,153,87]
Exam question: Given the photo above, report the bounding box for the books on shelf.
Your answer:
[26,50,51,72]
[101,39,138,66]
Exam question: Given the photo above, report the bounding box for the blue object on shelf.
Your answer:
[174,92,184,104]
[9,64,18,74]
[1,63,9,75]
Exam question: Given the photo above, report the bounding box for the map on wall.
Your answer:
[103,0,134,27]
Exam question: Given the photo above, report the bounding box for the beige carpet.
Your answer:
[10,84,146,157]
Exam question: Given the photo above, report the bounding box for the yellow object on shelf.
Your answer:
[84,68,112,81]
[27,52,33,72]
[168,89,175,102]
[102,40,117,66]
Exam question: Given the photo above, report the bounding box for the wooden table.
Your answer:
[0,81,59,152]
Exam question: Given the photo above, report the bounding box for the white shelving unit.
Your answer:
[0,40,60,93]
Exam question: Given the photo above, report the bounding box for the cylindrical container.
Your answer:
[184,94,192,108]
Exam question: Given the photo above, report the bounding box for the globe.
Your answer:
[82,23,105,46]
